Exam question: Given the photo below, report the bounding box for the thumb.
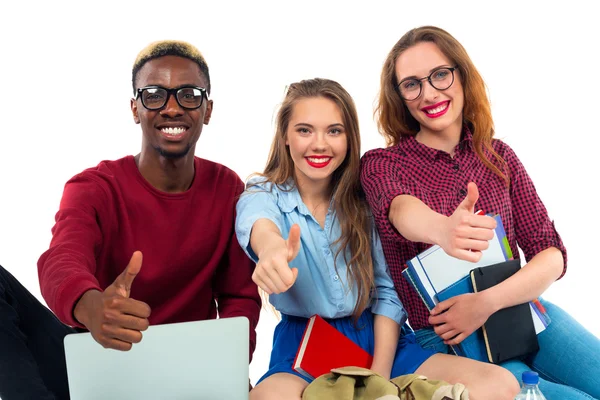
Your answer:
[114,251,143,298]
[290,267,299,285]
[458,182,479,213]
[286,224,301,262]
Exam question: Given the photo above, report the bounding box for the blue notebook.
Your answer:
[435,275,489,362]
[435,259,549,363]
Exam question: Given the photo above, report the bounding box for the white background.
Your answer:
[1,0,598,386]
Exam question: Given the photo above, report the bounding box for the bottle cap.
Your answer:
[522,371,539,385]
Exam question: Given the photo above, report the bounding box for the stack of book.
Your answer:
[402,213,550,363]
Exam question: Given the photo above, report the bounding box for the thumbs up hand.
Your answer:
[73,251,151,351]
[111,250,143,298]
[252,224,302,295]
[439,182,498,262]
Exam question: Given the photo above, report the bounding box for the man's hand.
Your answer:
[439,182,497,262]
[252,224,301,295]
[73,251,151,351]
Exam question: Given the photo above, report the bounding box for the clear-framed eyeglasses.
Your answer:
[396,66,458,101]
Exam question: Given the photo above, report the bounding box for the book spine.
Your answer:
[493,214,513,260]
[407,259,437,308]
[293,316,316,371]
[470,272,495,363]
[402,267,435,310]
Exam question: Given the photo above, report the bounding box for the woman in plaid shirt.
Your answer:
[361,26,600,400]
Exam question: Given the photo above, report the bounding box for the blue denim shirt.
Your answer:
[235,178,406,325]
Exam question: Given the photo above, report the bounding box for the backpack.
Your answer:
[302,366,469,400]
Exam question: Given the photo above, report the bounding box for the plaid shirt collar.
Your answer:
[397,127,474,162]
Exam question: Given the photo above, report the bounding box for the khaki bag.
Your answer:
[302,366,469,400]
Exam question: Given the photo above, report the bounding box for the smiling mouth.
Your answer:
[160,126,188,136]
[305,157,332,168]
[422,101,450,118]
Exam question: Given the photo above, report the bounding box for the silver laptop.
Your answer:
[64,317,249,400]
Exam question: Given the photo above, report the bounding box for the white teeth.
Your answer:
[426,103,448,114]
[308,157,330,164]
[161,127,186,135]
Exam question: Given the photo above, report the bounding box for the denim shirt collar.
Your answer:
[275,180,335,220]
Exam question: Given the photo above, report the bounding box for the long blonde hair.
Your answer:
[376,26,508,184]
[257,78,375,321]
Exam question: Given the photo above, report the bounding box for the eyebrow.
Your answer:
[293,122,345,129]
[399,64,453,82]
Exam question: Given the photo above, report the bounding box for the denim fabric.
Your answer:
[414,299,600,400]
[258,310,434,385]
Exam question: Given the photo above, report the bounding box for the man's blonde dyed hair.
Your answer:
[132,40,211,95]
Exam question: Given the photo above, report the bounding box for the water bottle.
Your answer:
[515,371,546,400]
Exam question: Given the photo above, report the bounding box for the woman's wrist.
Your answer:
[428,213,448,245]
[370,360,392,379]
[479,288,503,316]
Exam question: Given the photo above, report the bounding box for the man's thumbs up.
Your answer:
[73,250,151,351]
[113,251,143,298]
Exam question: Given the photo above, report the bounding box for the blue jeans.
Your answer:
[414,299,600,400]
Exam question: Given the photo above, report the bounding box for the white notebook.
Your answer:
[405,214,511,309]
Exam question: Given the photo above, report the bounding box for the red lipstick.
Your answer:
[305,156,332,169]
[421,101,450,119]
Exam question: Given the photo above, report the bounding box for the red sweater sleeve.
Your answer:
[213,180,261,362]
[37,174,106,326]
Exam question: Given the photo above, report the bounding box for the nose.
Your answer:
[311,132,328,152]
[421,79,440,101]
[159,93,184,118]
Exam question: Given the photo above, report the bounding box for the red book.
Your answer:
[292,315,373,380]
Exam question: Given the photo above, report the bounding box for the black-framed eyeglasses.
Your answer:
[134,85,208,110]
[396,66,458,101]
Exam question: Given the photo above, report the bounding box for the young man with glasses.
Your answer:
[0,40,261,400]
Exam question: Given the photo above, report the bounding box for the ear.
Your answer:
[130,98,140,124]
[203,100,213,125]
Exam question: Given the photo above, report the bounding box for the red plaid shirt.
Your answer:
[360,130,567,330]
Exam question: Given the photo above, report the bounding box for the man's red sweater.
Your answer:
[38,156,260,358]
